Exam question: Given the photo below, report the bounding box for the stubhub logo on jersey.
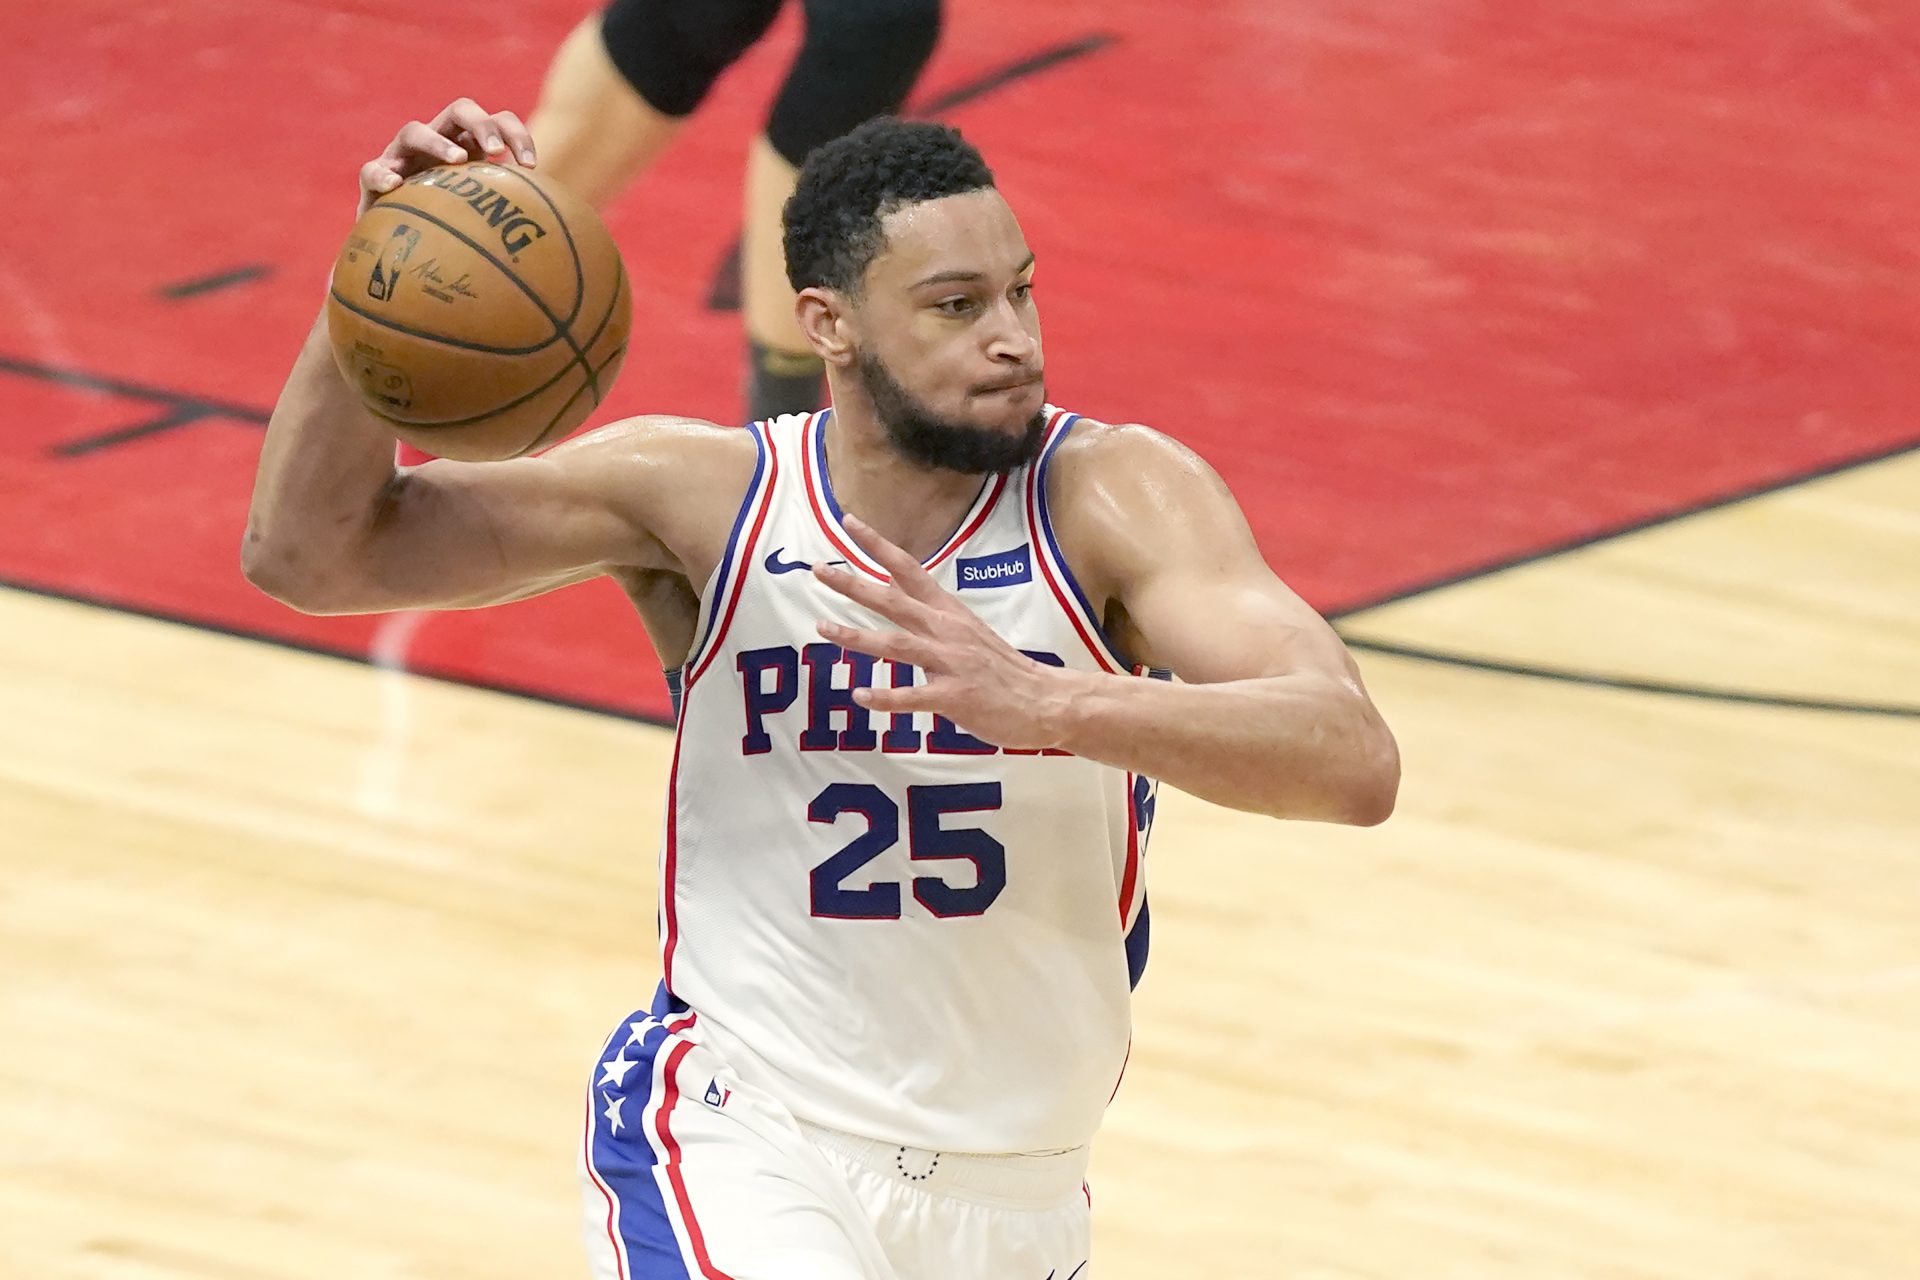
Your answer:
[954,545,1032,590]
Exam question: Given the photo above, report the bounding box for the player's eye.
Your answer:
[935,296,978,316]
[1012,282,1034,302]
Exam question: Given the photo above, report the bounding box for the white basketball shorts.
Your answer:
[578,1001,1093,1280]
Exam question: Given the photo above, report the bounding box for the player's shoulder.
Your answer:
[1042,413,1240,599]
[555,413,757,464]
[545,414,761,495]
[540,415,765,550]
[1044,414,1217,510]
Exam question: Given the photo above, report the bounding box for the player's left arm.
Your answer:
[1048,424,1397,823]
[815,425,1398,824]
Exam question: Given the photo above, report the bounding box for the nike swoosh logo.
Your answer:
[765,549,847,575]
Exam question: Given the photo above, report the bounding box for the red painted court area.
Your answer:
[4,1,1916,720]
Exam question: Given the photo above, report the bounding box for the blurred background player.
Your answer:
[533,0,945,423]
[396,0,943,472]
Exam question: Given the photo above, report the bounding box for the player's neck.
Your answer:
[819,403,991,562]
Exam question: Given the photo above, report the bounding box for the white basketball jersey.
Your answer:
[658,406,1158,1154]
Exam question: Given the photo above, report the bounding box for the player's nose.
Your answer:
[984,301,1039,364]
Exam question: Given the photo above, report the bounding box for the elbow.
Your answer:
[240,531,293,603]
[240,529,350,615]
[1249,690,1401,826]
[1344,771,1398,827]
[1254,734,1398,827]
[1308,710,1398,827]
[1344,725,1401,827]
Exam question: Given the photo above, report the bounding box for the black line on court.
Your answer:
[705,32,1121,311]
[158,264,273,300]
[52,404,222,457]
[0,574,677,730]
[0,352,268,455]
[1337,635,1920,719]
[0,353,268,425]
[912,32,1120,116]
[1323,436,1920,715]
[1327,434,1920,620]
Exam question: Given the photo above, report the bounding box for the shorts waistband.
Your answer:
[796,1120,1090,1208]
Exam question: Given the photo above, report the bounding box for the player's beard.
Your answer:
[853,347,1047,475]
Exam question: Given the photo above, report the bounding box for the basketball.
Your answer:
[325,161,632,461]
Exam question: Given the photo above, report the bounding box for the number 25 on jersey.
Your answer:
[808,782,1004,920]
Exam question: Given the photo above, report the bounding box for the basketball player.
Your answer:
[530,0,942,423]
[245,99,1399,1279]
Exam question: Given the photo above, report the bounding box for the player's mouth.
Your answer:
[974,374,1043,397]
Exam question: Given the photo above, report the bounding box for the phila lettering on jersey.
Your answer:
[658,407,1160,1154]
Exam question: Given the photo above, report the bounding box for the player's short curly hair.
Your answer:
[782,118,996,296]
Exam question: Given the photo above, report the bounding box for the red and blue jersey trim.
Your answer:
[802,409,1007,581]
[1025,412,1134,675]
[666,422,778,992]
[1121,769,1154,991]
[1024,411,1161,987]
[660,722,689,991]
[683,420,778,690]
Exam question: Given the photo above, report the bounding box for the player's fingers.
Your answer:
[394,120,468,167]
[360,159,404,199]
[816,622,944,671]
[490,110,537,166]
[841,514,948,607]
[439,98,511,159]
[429,97,484,135]
[852,683,941,714]
[814,564,930,632]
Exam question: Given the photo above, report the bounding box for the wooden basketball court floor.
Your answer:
[2,448,1915,1279]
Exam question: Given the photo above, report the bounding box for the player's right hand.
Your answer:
[357,99,538,217]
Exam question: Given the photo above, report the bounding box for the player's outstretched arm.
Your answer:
[814,425,1399,825]
[1043,426,1397,823]
[245,336,727,615]
[242,100,742,616]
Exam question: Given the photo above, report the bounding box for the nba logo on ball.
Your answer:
[367,225,419,302]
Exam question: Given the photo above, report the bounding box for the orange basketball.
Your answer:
[325,162,632,461]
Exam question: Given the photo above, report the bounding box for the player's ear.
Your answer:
[794,286,856,367]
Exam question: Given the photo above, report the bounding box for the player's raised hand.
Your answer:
[356,99,537,216]
[814,514,1089,752]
